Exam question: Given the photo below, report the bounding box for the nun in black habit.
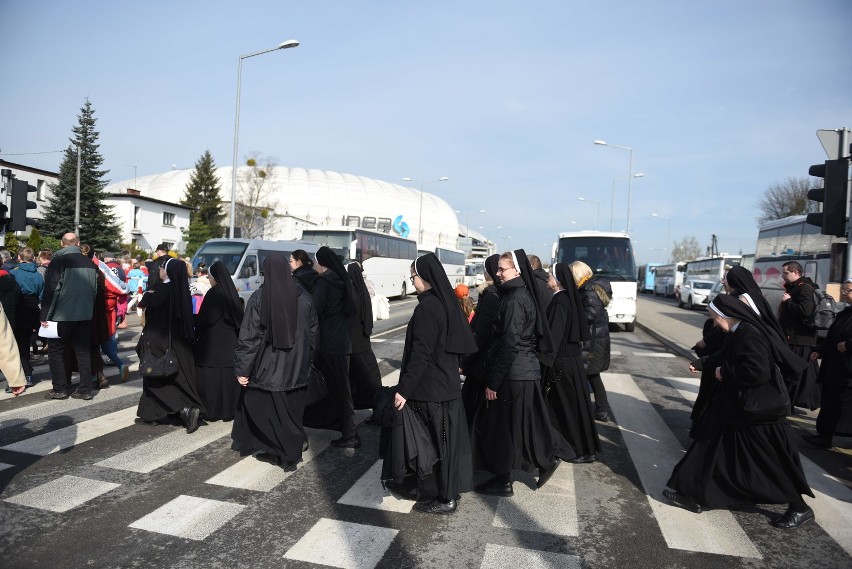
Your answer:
[461,254,501,429]
[664,294,815,529]
[543,263,601,462]
[347,262,382,411]
[136,258,204,433]
[389,252,476,514]
[472,250,575,498]
[303,246,358,448]
[232,255,318,466]
[194,261,244,421]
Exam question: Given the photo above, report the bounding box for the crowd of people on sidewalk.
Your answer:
[3,235,847,530]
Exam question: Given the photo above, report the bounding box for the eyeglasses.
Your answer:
[842,287,852,294]
[497,266,513,273]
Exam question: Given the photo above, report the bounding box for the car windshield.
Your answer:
[191,242,248,275]
[692,281,714,290]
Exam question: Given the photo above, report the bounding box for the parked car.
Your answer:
[708,280,725,304]
[678,279,716,310]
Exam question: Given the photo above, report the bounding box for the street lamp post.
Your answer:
[455,208,486,253]
[609,173,644,231]
[402,176,449,245]
[595,140,637,234]
[576,197,600,230]
[229,39,300,239]
[651,213,672,263]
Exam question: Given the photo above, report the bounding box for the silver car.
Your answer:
[678,279,716,310]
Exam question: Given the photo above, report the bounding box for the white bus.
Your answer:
[435,247,467,287]
[191,238,320,304]
[553,230,637,332]
[301,227,417,299]
[685,255,742,283]
[653,262,686,297]
[464,261,485,287]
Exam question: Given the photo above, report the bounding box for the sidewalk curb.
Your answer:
[636,320,695,361]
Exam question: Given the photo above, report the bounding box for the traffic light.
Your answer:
[806,158,850,237]
[9,178,39,231]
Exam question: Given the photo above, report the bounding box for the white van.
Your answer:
[191,238,320,304]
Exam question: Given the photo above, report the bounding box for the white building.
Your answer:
[0,159,57,222]
[104,190,192,252]
[104,167,465,252]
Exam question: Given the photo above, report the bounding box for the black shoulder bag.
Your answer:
[738,330,790,422]
[140,302,179,378]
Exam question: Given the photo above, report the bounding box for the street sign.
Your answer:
[817,128,851,160]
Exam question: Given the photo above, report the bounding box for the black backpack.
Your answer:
[808,286,837,330]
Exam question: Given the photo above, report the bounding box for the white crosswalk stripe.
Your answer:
[283,518,399,569]
[128,495,246,541]
[4,474,120,513]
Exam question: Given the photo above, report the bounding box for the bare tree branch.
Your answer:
[756,176,818,224]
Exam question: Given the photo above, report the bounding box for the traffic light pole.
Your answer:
[841,129,852,281]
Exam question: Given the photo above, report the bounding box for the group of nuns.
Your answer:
[381,249,603,515]
[666,266,815,529]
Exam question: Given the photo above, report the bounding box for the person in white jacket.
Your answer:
[0,302,26,396]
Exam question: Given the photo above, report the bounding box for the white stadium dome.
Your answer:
[104,167,461,250]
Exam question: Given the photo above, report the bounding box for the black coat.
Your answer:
[461,284,499,379]
[145,256,167,291]
[293,266,318,293]
[398,290,462,402]
[234,286,318,391]
[816,306,852,387]
[546,292,583,357]
[532,268,552,309]
[194,287,241,368]
[350,296,372,354]
[778,277,817,346]
[313,270,353,355]
[718,322,780,426]
[580,283,611,375]
[486,277,540,391]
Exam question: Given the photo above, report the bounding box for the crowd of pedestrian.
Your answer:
[2,235,847,531]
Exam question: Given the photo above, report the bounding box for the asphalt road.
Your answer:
[0,296,849,569]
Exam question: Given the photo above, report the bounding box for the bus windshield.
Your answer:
[556,237,636,281]
[300,230,355,262]
[192,242,248,275]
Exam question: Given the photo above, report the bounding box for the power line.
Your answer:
[0,150,65,156]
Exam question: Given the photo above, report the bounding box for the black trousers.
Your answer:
[588,372,610,412]
[816,381,852,439]
[14,295,40,377]
[317,353,356,438]
[48,320,94,394]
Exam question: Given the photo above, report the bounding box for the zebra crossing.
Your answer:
[0,334,851,568]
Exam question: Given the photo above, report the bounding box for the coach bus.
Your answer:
[751,215,845,314]
[637,262,662,294]
[685,255,742,283]
[301,227,417,298]
[435,247,467,286]
[653,262,686,297]
[553,230,637,332]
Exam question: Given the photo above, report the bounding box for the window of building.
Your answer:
[37,180,45,201]
[133,206,141,229]
[163,212,175,226]
[161,241,174,251]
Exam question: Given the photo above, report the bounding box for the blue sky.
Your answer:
[2,1,851,263]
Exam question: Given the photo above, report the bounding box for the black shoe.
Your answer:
[365,414,379,426]
[567,454,597,464]
[475,478,514,497]
[594,410,611,422]
[70,391,94,401]
[180,407,201,433]
[330,435,361,449]
[45,390,70,400]
[255,452,282,465]
[662,488,702,513]
[302,439,310,452]
[384,480,418,500]
[803,433,833,449]
[770,507,815,529]
[413,498,457,515]
[537,458,560,488]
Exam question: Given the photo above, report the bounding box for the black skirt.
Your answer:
[231,385,307,465]
[137,338,205,421]
[544,356,601,457]
[667,421,814,508]
[196,365,241,421]
[472,379,576,477]
[349,350,382,409]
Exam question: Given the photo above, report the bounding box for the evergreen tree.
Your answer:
[41,98,121,250]
[26,227,42,252]
[181,150,225,255]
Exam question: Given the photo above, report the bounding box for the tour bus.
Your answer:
[637,262,662,294]
[464,261,485,287]
[301,227,417,299]
[552,230,637,331]
[435,247,467,287]
[653,262,686,297]
[751,215,845,314]
[685,255,742,284]
[190,238,320,304]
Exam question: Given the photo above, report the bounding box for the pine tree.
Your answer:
[181,150,225,255]
[41,99,121,250]
[26,227,42,252]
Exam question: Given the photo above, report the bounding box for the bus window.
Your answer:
[377,235,389,258]
[388,238,400,259]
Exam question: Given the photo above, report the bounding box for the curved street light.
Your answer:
[229,39,300,239]
[403,176,449,245]
[595,139,638,234]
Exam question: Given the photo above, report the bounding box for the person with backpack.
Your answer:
[778,261,821,411]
